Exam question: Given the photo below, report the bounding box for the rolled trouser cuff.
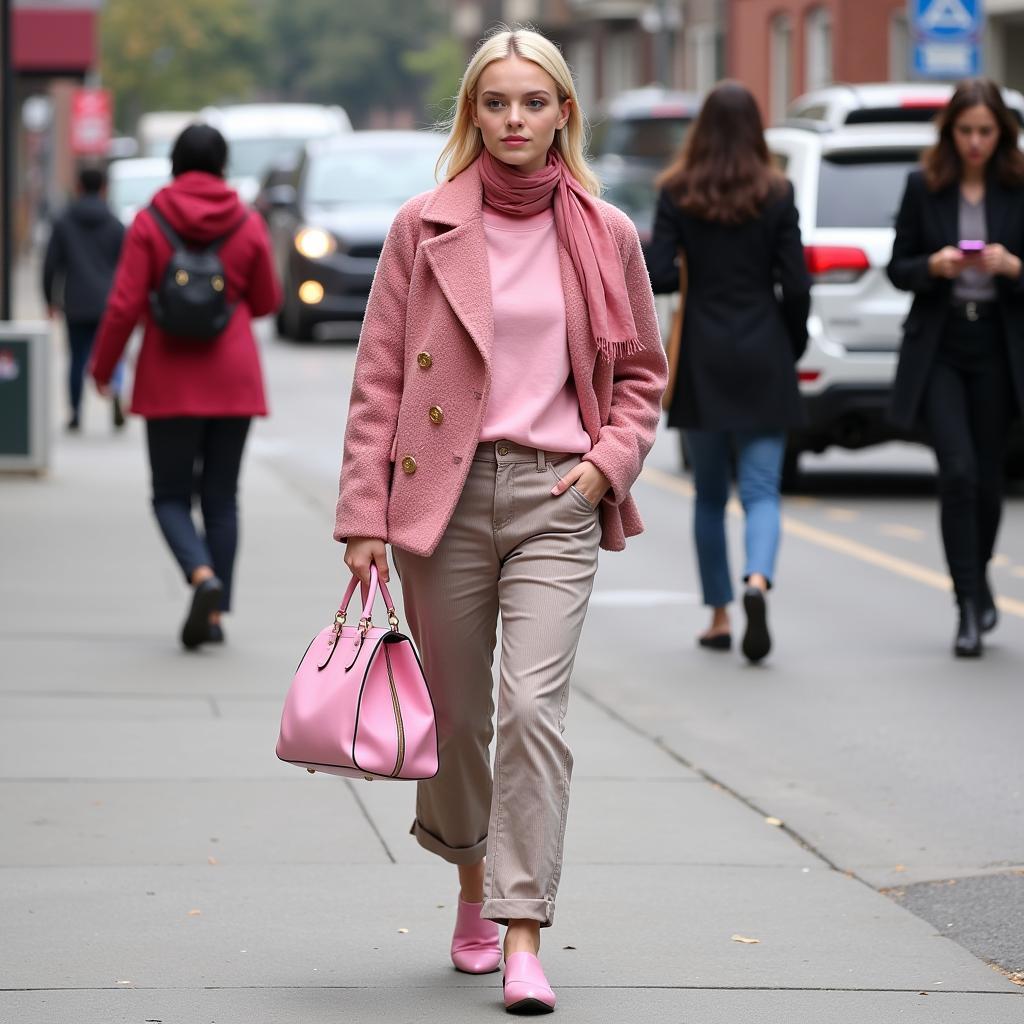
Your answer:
[410,818,488,866]
[481,897,555,928]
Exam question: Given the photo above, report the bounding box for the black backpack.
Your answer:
[147,206,247,340]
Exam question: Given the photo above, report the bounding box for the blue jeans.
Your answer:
[686,430,786,608]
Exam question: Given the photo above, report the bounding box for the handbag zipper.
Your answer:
[383,645,406,777]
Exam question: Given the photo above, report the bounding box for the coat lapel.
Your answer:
[558,244,601,436]
[985,174,1010,246]
[933,183,959,246]
[419,163,493,368]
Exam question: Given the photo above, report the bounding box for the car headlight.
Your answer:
[295,227,336,260]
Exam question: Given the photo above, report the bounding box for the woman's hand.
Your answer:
[980,243,1023,279]
[550,461,610,507]
[344,537,390,585]
[929,246,966,279]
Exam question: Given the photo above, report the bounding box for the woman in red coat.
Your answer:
[91,124,282,649]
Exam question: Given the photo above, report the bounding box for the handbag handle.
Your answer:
[335,565,400,634]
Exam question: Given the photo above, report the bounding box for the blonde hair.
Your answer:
[437,27,599,196]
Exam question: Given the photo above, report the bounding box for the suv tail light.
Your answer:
[804,245,871,284]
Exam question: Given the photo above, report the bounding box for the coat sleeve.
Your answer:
[41,220,65,308]
[773,183,812,361]
[887,173,940,295]
[582,223,668,505]
[243,214,283,317]
[89,216,152,386]
[333,204,418,544]
[647,188,683,294]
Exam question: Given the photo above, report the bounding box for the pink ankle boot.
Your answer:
[450,896,502,974]
[503,952,556,1014]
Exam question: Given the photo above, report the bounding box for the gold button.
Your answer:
[401,456,417,475]
[498,446,510,457]
[428,406,443,425]
[211,275,225,292]
[175,269,189,286]
[417,352,432,369]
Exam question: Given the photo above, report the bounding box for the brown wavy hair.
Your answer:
[923,77,1024,191]
[656,80,786,224]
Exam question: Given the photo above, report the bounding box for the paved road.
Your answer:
[1,303,1021,1021]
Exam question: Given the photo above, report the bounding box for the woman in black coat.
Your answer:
[649,81,811,664]
[888,78,1024,658]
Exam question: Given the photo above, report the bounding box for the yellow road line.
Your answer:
[639,466,1024,620]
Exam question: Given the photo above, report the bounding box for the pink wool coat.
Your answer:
[334,160,668,556]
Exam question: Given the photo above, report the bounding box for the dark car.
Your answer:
[591,88,701,261]
[266,131,446,341]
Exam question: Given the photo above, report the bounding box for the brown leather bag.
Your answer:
[662,252,688,412]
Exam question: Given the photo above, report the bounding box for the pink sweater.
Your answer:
[479,205,591,453]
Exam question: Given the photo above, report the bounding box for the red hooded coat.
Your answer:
[91,171,282,418]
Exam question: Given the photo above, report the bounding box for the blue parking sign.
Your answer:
[911,0,984,78]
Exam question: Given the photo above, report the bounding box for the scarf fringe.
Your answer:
[596,335,645,363]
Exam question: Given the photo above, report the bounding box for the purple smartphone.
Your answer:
[958,239,985,253]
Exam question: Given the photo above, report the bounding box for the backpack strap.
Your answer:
[147,205,249,253]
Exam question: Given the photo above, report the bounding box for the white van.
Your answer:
[198,103,352,205]
[137,111,197,159]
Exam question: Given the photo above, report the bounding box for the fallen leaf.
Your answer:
[731,934,760,944]
[187,909,201,917]
[436,904,445,909]
[397,928,409,934]
[894,864,906,872]
[764,817,783,827]
[562,945,576,950]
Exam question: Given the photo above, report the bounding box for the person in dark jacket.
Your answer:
[90,125,282,650]
[648,81,811,664]
[42,165,126,430]
[888,78,1024,658]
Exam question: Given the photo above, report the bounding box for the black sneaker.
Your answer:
[67,415,81,433]
[181,578,224,650]
[741,587,772,664]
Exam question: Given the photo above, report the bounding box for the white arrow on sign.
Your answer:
[920,0,975,31]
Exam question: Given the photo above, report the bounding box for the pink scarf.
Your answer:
[478,148,640,362]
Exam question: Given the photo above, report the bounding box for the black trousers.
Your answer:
[921,315,1017,603]
[146,417,252,611]
[67,321,96,417]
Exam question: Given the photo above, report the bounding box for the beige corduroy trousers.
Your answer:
[393,440,601,927]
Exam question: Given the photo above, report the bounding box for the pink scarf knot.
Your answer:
[478,148,640,363]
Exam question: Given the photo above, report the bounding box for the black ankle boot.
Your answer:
[954,599,982,658]
[979,577,998,634]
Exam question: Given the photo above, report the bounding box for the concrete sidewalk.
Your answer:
[1,334,1022,1022]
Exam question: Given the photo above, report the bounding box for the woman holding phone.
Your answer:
[889,78,1024,657]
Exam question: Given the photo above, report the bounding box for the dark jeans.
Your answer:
[67,320,125,418]
[67,322,96,418]
[921,315,1017,604]
[146,417,252,612]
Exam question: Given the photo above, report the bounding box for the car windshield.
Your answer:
[602,176,656,226]
[304,147,440,206]
[591,117,692,162]
[108,174,169,211]
[816,149,923,228]
[228,137,313,180]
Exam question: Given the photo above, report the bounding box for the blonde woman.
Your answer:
[336,27,666,1013]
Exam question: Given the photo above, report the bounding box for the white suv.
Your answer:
[765,121,935,464]
[766,82,1024,477]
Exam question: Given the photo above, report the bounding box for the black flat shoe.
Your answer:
[698,632,732,651]
[741,587,771,663]
[181,577,224,650]
[979,578,998,634]
[954,599,982,658]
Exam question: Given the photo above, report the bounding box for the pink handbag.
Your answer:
[276,567,438,781]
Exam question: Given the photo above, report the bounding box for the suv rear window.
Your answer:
[816,149,922,229]
[590,117,693,162]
